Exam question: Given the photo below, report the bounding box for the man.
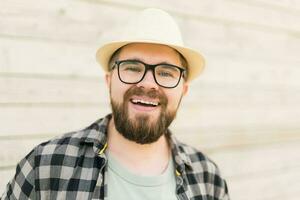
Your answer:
[2,8,229,200]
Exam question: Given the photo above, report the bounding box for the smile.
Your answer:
[130,98,159,107]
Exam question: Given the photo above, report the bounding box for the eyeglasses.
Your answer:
[112,60,186,88]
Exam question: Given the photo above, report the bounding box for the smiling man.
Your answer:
[2,8,229,200]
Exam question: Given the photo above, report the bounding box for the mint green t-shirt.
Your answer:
[105,152,177,200]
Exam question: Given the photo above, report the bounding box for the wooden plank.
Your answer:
[0,1,299,63]
[181,19,300,64]
[210,140,300,200]
[0,106,110,136]
[0,138,45,168]
[0,77,109,103]
[0,19,299,79]
[1,75,300,134]
[228,165,300,200]
[0,38,103,77]
[1,76,300,104]
[1,132,300,171]
[96,0,300,31]
[1,101,299,136]
[236,0,300,13]
[175,105,300,130]
[1,139,300,200]
[1,120,300,168]
[1,0,299,45]
[0,169,15,196]
[1,15,299,65]
[0,37,300,85]
[0,0,132,43]
[186,82,300,106]
[208,140,300,177]
[175,126,300,151]
[0,0,299,94]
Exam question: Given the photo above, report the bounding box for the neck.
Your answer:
[107,117,171,176]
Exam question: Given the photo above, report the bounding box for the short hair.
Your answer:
[178,53,188,80]
[108,47,123,71]
[108,46,189,80]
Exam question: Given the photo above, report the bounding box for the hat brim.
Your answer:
[96,40,205,82]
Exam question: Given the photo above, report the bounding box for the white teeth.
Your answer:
[132,99,158,106]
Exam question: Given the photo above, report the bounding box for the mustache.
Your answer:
[124,86,168,107]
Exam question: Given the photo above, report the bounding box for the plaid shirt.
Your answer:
[2,114,229,200]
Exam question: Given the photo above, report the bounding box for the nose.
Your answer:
[136,70,159,90]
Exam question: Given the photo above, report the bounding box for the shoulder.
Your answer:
[34,117,106,156]
[35,130,86,156]
[173,139,230,199]
[21,118,106,180]
[173,139,220,173]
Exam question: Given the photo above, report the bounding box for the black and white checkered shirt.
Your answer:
[2,114,229,200]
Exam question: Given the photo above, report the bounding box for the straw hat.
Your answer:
[96,8,205,82]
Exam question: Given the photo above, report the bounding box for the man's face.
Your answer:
[106,43,188,144]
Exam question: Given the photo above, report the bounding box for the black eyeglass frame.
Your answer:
[112,59,186,89]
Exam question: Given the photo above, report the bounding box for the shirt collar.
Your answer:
[79,114,111,154]
[169,132,194,172]
[79,114,193,171]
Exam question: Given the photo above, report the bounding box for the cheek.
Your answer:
[110,74,130,102]
[165,90,183,109]
[110,84,123,102]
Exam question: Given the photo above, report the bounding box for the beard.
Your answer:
[110,86,179,144]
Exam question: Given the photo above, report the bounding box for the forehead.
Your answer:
[118,43,182,66]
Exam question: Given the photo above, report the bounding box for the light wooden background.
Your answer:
[1,0,300,199]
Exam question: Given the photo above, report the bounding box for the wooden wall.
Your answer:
[1,0,300,199]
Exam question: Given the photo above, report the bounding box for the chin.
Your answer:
[130,110,160,122]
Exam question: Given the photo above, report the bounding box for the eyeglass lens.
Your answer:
[118,60,182,88]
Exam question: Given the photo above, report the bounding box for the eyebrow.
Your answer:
[157,64,180,72]
[123,57,181,67]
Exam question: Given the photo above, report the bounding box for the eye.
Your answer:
[125,66,142,72]
[158,71,174,77]
[156,65,180,79]
[120,62,144,73]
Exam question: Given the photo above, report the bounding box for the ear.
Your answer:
[105,73,111,88]
[182,83,189,96]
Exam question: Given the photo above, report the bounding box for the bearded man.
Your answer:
[2,8,229,200]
